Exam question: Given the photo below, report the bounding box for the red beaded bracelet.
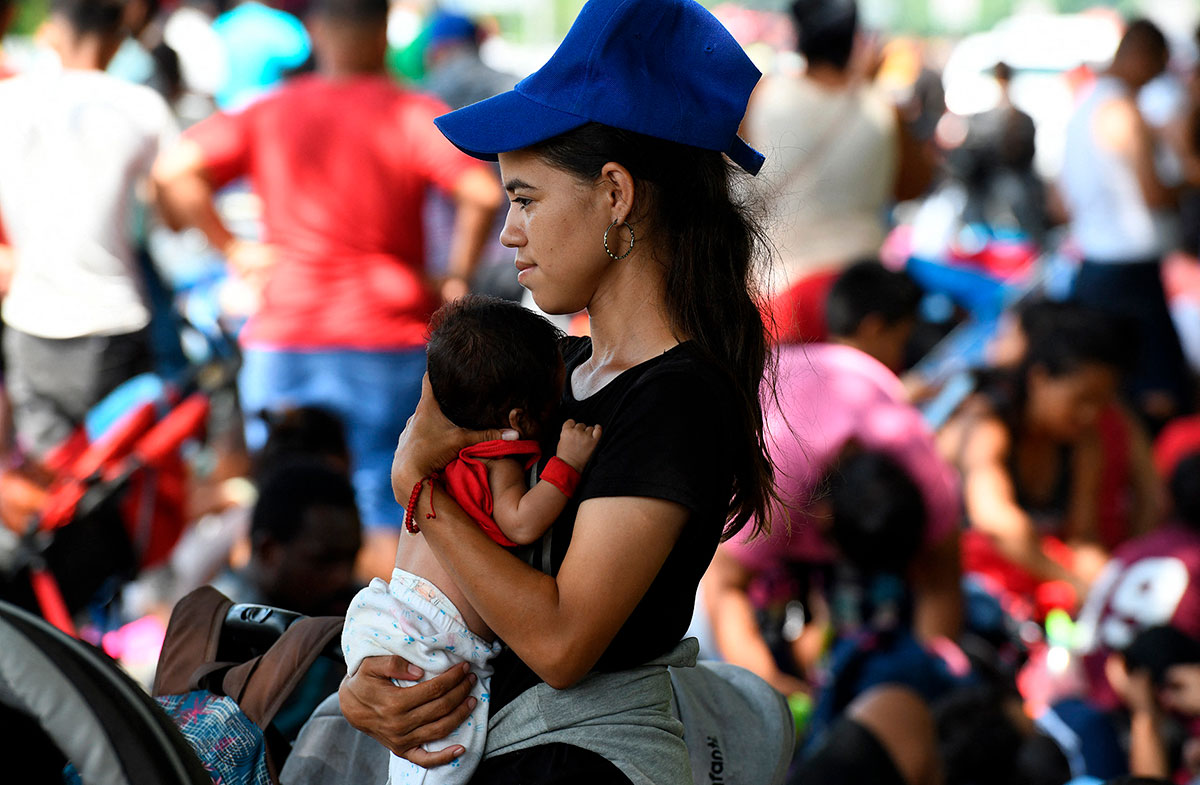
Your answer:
[403,473,440,534]
[541,457,581,498]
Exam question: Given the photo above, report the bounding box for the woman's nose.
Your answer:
[499,211,523,248]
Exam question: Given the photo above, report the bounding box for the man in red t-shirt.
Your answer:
[153,0,502,579]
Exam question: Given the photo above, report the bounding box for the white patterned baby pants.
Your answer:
[343,568,502,784]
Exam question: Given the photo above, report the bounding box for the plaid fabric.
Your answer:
[156,691,271,785]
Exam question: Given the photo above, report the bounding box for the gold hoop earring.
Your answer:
[603,219,635,260]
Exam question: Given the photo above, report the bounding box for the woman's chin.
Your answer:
[530,293,578,317]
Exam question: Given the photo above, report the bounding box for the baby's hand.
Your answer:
[556,420,601,472]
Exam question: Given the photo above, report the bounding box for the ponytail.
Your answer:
[531,123,777,539]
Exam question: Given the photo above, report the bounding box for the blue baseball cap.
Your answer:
[426,12,478,48]
[433,0,765,175]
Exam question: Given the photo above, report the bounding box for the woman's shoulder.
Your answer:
[575,341,735,431]
[630,342,733,399]
[940,396,1012,468]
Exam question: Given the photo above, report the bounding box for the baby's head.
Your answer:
[426,295,565,438]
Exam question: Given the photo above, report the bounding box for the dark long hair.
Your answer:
[976,299,1133,434]
[530,123,776,540]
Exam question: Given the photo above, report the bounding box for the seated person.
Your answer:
[805,449,965,744]
[341,296,601,785]
[1108,626,1200,782]
[1076,437,1200,713]
[935,682,1072,785]
[210,458,363,618]
[937,304,1133,617]
[706,261,961,697]
[791,685,941,785]
[988,300,1160,548]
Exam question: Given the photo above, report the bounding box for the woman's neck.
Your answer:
[804,63,854,90]
[574,256,679,398]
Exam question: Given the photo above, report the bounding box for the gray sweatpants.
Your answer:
[4,326,152,457]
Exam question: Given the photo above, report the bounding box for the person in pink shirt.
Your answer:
[704,261,962,697]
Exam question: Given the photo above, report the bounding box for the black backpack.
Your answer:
[152,586,346,784]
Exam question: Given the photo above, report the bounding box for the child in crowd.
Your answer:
[341,295,601,784]
[804,448,962,744]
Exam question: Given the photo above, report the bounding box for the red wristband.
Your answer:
[541,456,581,497]
[403,473,440,534]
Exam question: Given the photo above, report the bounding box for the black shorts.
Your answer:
[791,716,908,785]
[473,743,632,785]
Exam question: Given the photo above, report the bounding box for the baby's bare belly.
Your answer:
[393,534,494,642]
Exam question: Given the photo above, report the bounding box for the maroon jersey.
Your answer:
[1076,523,1200,709]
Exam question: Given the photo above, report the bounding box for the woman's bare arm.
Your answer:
[909,527,964,641]
[417,484,687,689]
[702,547,809,696]
[1063,427,1104,545]
[956,415,1082,588]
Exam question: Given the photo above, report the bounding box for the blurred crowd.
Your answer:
[8,0,1200,782]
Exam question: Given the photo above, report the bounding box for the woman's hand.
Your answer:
[391,374,518,495]
[338,656,478,767]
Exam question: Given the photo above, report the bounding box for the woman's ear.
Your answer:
[599,161,637,224]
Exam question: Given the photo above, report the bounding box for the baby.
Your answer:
[342,295,600,784]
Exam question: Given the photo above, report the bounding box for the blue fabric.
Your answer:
[432,0,765,174]
[905,256,1011,322]
[136,246,190,380]
[426,12,477,46]
[807,628,964,750]
[1039,698,1128,781]
[213,2,310,110]
[156,691,272,785]
[239,346,426,528]
[84,373,165,440]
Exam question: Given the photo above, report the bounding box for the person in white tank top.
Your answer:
[1058,19,1190,431]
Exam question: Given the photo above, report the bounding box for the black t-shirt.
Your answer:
[489,336,738,712]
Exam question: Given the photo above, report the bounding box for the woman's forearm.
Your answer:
[416,484,685,689]
[417,487,584,688]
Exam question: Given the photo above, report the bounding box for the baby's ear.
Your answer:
[507,408,527,435]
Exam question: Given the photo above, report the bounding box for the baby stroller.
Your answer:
[0,319,240,637]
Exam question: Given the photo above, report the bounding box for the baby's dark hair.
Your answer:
[426,295,565,433]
